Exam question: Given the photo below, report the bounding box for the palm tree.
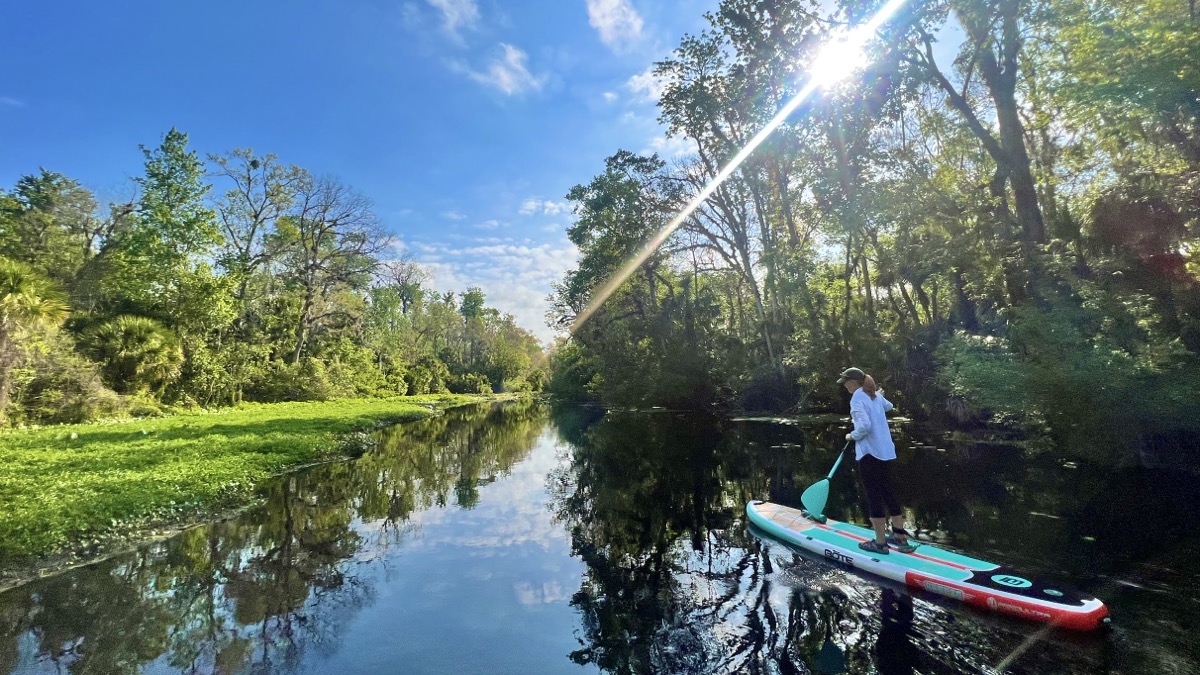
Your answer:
[0,257,70,425]
[84,315,184,395]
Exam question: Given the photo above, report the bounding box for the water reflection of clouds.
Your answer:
[363,430,584,609]
[406,432,573,553]
[422,579,454,595]
[513,580,570,605]
[464,567,498,581]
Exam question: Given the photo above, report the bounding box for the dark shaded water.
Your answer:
[2,400,1198,674]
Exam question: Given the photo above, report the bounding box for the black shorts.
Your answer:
[857,454,901,519]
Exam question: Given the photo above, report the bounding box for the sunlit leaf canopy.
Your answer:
[570,0,909,335]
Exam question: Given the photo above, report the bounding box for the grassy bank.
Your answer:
[0,394,492,574]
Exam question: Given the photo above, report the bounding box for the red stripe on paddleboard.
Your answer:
[904,571,1109,631]
[811,522,972,571]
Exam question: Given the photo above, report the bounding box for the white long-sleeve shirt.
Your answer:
[849,388,896,461]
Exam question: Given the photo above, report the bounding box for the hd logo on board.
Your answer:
[990,574,1033,589]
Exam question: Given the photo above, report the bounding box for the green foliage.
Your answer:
[82,315,184,395]
[935,332,1027,424]
[937,292,1200,455]
[449,371,492,394]
[1,132,545,423]
[459,286,486,319]
[0,257,71,424]
[243,358,335,402]
[0,170,97,287]
[406,356,450,395]
[8,334,123,426]
[544,0,1200,468]
[130,128,220,262]
[167,262,239,337]
[322,337,390,397]
[0,256,69,333]
[546,340,600,402]
[1044,0,1200,161]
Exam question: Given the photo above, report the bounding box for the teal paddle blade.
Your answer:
[800,478,831,519]
[801,442,848,520]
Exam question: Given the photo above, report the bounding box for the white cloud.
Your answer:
[426,0,480,38]
[649,133,694,158]
[602,91,619,103]
[0,97,23,107]
[400,239,579,343]
[607,105,693,159]
[462,43,546,95]
[586,0,644,52]
[441,209,468,220]
[627,66,666,102]
[519,199,569,216]
[476,219,503,230]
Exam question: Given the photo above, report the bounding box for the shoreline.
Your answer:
[0,394,514,593]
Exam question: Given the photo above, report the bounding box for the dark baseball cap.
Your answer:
[836,367,866,384]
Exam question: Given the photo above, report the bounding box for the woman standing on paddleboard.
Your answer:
[837,367,916,555]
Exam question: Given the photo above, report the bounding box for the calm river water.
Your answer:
[1,400,1197,674]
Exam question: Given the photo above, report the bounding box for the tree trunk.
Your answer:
[751,283,780,375]
[795,266,824,341]
[931,278,940,324]
[951,270,980,332]
[887,287,908,330]
[974,0,1045,248]
[731,213,780,374]
[773,161,802,247]
[860,245,875,329]
[0,333,14,427]
[911,4,1045,249]
[292,289,314,364]
[748,174,780,316]
[912,281,933,325]
[842,236,854,349]
[898,282,922,325]
[984,66,1044,246]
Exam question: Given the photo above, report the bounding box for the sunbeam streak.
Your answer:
[570,0,908,335]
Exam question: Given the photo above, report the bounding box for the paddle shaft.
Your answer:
[825,440,851,479]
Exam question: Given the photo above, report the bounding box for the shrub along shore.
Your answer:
[0,394,498,590]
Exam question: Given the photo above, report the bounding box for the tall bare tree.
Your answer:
[279,174,389,363]
[210,149,304,302]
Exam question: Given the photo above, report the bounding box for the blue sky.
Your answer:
[0,0,719,342]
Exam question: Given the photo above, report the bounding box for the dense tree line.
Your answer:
[549,0,1200,457]
[0,131,545,426]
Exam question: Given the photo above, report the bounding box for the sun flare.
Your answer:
[570,0,908,335]
[810,31,872,89]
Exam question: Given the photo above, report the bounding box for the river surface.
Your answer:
[1,400,1198,674]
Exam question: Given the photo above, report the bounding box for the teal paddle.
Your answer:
[801,441,850,523]
[812,610,846,673]
[813,635,846,674]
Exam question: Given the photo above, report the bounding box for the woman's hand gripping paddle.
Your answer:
[801,441,850,523]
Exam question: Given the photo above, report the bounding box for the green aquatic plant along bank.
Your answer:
[0,395,492,570]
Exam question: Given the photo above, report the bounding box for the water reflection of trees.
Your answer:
[0,399,544,674]
[547,410,837,673]
[548,411,1125,675]
[4,405,1191,673]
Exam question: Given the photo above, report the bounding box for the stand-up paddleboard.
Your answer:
[747,500,1110,631]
